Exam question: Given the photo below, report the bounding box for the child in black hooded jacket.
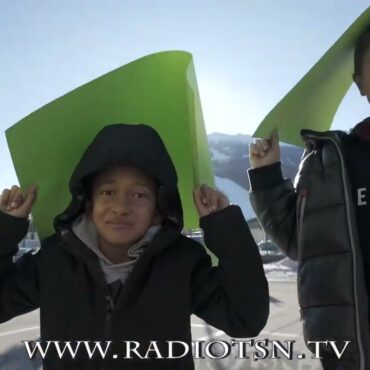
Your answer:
[0,123,269,370]
[248,26,370,370]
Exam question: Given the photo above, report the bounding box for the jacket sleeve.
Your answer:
[0,211,40,323]
[190,205,269,338]
[248,162,299,260]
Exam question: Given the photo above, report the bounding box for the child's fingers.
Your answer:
[255,140,268,157]
[9,185,20,200]
[20,185,38,214]
[210,190,219,211]
[0,185,37,217]
[195,185,230,215]
[218,192,229,209]
[252,140,266,157]
[199,184,215,214]
[193,187,204,208]
[201,185,213,209]
[192,187,208,216]
[11,191,25,208]
[7,186,21,210]
[271,129,279,146]
[201,185,229,212]
[0,189,10,209]
[210,189,229,211]
[200,184,213,207]
[260,138,271,151]
[249,143,260,156]
[253,140,264,154]
[199,184,209,205]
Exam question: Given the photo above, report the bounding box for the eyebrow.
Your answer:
[96,179,116,186]
[96,179,152,188]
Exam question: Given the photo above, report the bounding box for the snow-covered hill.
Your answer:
[208,133,303,190]
[208,132,253,144]
[215,176,255,221]
[208,132,297,147]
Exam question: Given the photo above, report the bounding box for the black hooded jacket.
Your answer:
[249,125,370,369]
[0,123,269,370]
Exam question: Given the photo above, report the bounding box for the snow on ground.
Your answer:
[263,257,298,281]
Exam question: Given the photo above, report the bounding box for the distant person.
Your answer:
[247,26,370,370]
[0,123,269,370]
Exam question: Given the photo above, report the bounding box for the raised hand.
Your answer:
[249,130,281,169]
[0,185,37,219]
[193,184,229,217]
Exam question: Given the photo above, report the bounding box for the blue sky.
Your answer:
[1,0,369,188]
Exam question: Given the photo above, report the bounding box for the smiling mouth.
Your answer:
[107,222,134,228]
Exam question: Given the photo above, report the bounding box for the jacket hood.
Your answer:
[54,123,183,231]
[300,128,349,151]
[350,117,370,141]
[301,117,370,143]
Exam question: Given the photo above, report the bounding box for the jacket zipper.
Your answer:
[303,133,365,370]
[296,189,307,259]
[100,295,114,370]
[297,189,306,319]
[104,295,114,339]
[297,190,307,230]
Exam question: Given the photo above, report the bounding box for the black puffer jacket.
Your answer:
[249,129,370,370]
[0,123,269,370]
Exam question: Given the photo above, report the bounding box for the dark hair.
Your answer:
[354,25,370,76]
[82,173,95,202]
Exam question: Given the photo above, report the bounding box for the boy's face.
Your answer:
[87,166,161,250]
[354,44,370,103]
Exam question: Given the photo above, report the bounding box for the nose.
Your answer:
[111,194,132,214]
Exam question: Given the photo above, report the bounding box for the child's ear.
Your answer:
[353,73,365,96]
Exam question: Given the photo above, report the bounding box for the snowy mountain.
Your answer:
[214,176,254,221]
[208,133,303,190]
[208,132,254,145]
[208,132,296,147]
